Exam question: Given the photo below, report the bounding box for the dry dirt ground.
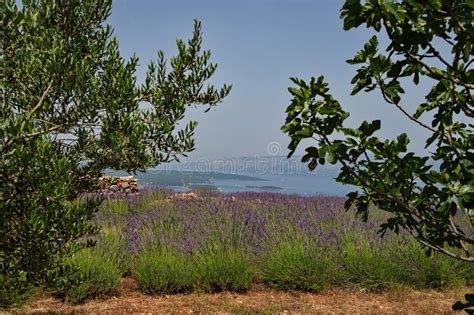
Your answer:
[7,278,473,314]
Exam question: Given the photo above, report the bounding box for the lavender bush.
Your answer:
[56,232,126,303]
[262,236,336,292]
[85,188,474,297]
[134,245,194,295]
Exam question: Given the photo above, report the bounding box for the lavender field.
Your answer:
[60,189,474,303]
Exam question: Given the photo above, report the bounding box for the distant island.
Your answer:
[106,156,353,195]
[109,170,267,188]
[245,185,283,191]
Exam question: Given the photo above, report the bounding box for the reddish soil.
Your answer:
[8,278,472,314]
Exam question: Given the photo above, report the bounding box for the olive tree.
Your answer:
[1,0,230,304]
[282,0,473,262]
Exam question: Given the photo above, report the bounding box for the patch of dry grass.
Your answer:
[10,278,472,314]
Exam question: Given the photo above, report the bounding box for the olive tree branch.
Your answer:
[2,81,54,153]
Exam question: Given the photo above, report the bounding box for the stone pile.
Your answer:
[98,175,140,195]
[170,191,199,201]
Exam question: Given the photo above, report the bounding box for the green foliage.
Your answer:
[390,237,473,288]
[339,233,474,290]
[134,246,194,295]
[56,234,124,304]
[102,199,130,218]
[195,242,254,293]
[0,137,98,306]
[263,239,334,292]
[0,273,33,308]
[339,235,402,290]
[1,0,230,306]
[282,0,474,262]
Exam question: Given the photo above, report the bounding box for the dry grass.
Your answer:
[8,278,472,314]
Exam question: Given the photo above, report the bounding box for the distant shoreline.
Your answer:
[108,167,352,196]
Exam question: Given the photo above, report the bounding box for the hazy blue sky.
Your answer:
[109,0,432,159]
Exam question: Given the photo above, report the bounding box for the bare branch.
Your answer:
[376,78,437,133]
[28,81,53,118]
[2,81,54,153]
[408,228,474,263]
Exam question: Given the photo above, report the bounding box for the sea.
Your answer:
[199,172,353,196]
[112,156,355,196]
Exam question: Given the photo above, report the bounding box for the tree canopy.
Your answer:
[0,0,230,304]
[282,0,473,262]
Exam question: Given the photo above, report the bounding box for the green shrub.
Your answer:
[0,137,98,307]
[56,234,124,303]
[390,237,474,288]
[102,199,130,218]
[0,272,33,308]
[195,243,253,293]
[134,246,194,295]
[99,229,130,275]
[263,239,334,292]
[338,234,402,290]
[338,231,474,290]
